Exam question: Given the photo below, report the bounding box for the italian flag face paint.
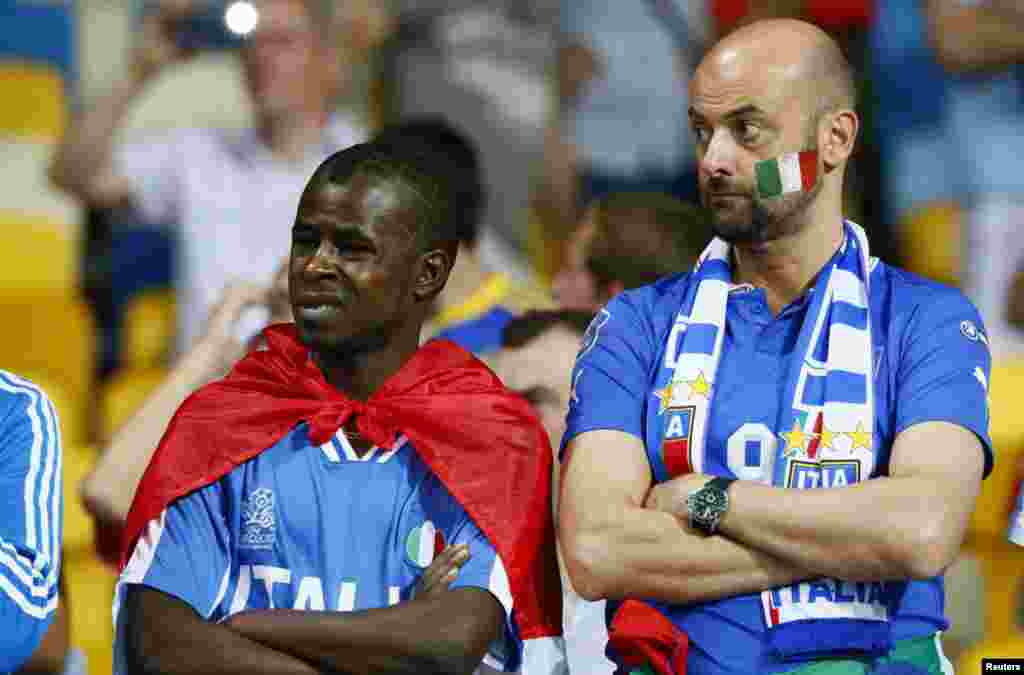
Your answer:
[755,150,818,198]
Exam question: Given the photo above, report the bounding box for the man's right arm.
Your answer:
[47,2,191,207]
[122,545,473,675]
[558,429,813,605]
[122,585,318,675]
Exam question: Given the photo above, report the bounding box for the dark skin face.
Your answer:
[289,172,451,398]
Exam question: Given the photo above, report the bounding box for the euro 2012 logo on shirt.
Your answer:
[240,488,276,550]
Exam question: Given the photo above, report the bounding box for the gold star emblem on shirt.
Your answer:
[817,424,838,451]
[686,371,712,400]
[653,383,675,414]
[847,422,873,451]
[780,421,812,456]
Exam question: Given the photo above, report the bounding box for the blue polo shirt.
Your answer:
[563,261,992,675]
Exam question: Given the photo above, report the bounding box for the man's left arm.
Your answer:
[0,375,62,672]
[225,588,504,675]
[651,292,991,582]
[672,421,982,582]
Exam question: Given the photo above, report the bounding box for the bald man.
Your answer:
[558,19,991,675]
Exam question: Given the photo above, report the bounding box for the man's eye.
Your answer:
[738,122,760,142]
[292,227,319,245]
[338,245,374,260]
[692,126,710,144]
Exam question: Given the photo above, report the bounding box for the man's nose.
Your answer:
[699,129,735,180]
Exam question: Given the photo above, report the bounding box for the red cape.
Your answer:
[122,324,562,640]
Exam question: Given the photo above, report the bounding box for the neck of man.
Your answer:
[258,106,331,164]
[433,243,489,317]
[313,323,423,403]
[732,188,845,315]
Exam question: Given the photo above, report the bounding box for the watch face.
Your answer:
[697,489,727,511]
[690,485,728,530]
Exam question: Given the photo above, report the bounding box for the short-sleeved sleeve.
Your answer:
[895,290,993,476]
[0,372,62,672]
[561,294,657,457]
[113,132,185,226]
[446,515,520,672]
[118,482,232,619]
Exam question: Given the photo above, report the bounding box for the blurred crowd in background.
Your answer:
[0,0,1022,673]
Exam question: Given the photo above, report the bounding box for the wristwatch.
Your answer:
[686,477,736,535]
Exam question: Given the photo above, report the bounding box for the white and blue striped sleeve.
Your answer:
[0,371,62,672]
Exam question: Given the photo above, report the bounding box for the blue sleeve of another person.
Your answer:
[0,372,62,672]
[119,482,232,619]
[561,292,657,458]
[894,289,994,476]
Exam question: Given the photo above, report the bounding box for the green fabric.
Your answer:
[787,635,947,675]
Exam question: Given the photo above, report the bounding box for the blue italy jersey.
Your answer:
[563,262,993,675]
[0,371,62,674]
[115,427,521,674]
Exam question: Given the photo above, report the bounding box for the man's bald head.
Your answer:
[688,19,860,244]
[698,19,856,124]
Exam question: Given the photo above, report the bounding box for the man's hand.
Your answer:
[414,545,470,599]
[196,281,272,369]
[644,473,713,518]
[131,0,199,83]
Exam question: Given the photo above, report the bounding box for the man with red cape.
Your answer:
[114,137,565,674]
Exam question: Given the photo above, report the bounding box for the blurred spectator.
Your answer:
[925,0,1024,354]
[490,309,613,675]
[552,192,711,312]
[369,0,560,279]
[557,1,709,209]
[869,0,959,278]
[374,117,555,356]
[49,0,365,357]
[81,266,288,550]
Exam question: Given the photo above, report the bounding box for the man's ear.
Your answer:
[413,247,454,302]
[820,108,859,171]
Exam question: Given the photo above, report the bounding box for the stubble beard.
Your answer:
[706,127,824,245]
[705,178,822,245]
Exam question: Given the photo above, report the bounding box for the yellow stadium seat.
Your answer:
[1,370,88,446]
[0,61,66,141]
[63,444,97,556]
[0,294,95,425]
[959,359,1024,645]
[63,550,116,675]
[970,359,1024,545]
[897,200,962,288]
[0,210,79,293]
[958,631,1024,673]
[99,367,169,444]
[122,289,176,370]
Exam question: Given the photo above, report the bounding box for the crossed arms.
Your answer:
[558,421,984,604]
[121,546,504,675]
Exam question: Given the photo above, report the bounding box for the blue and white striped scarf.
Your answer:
[664,221,892,659]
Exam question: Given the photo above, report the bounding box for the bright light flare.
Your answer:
[225,1,259,36]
